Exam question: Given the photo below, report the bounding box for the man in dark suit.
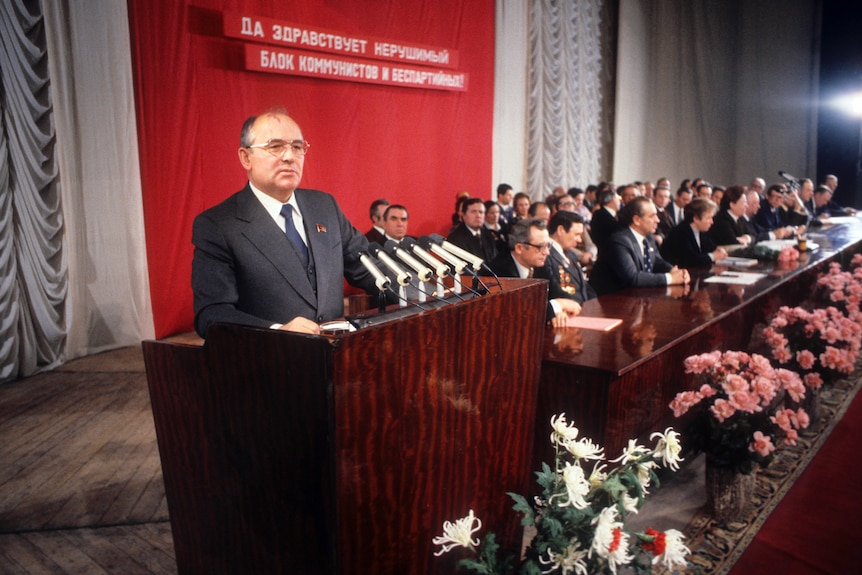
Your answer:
[589,197,689,296]
[755,184,793,233]
[192,109,377,337]
[447,197,498,262]
[653,185,675,245]
[589,188,622,254]
[744,190,792,242]
[535,211,597,304]
[813,184,856,217]
[365,198,389,243]
[381,204,412,245]
[487,218,580,326]
[660,198,728,268]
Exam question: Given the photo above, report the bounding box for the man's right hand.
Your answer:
[279,317,321,334]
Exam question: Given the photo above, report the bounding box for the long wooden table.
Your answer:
[535,217,862,462]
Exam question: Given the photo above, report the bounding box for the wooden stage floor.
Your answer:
[0,345,177,574]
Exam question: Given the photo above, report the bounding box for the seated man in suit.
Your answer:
[487,218,581,326]
[744,190,792,242]
[813,184,857,217]
[365,198,389,243]
[589,196,689,296]
[653,185,675,246]
[535,211,597,305]
[755,184,802,237]
[660,198,728,268]
[589,188,622,254]
[447,197,498,263]
[381,204,411,244]
[192,108,379,337]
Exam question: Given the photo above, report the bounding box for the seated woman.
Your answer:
[708,185,753,246]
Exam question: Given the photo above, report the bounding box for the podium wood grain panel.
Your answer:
[144,278,547,575]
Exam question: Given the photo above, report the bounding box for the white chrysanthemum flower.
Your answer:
[621,492,640,515]
[550,413,580,446]
[610,439,650,466]
[538,540,590,575]
[589,506,633,574]
[588,462,608,487]
[563,437,605,461]
[651,529,690,570]
[432,509,482,556]
[650,427,684,471]
[550,461,591,509]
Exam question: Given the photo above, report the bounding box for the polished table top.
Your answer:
[543,216,862,376]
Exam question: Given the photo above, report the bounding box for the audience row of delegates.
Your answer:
[364,173,855,324]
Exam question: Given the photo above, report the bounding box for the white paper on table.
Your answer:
[703,271,767,285]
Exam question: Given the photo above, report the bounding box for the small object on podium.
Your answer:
[565,316,623,331]
[320,320,356,335]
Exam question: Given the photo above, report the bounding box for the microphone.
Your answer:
[778,170,800,184]
[427,233,484,271]
[418,236,471,275]
[358,251,391,291]
[368,242,412,287]
[383,240,433,283]
[401,237,450,279]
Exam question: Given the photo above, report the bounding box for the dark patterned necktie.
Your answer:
[280,204,309,264]
[643,238,653,272]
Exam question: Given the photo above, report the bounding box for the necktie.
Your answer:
[642,238,653,272]
[280,204,309,264]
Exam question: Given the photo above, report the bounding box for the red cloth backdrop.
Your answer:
[127,0,495,337]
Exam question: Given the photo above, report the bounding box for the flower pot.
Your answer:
[704,457,756,522]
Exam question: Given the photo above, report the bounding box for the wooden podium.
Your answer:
[143,278,547,574]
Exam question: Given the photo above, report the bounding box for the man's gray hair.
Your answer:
[508,218,546,250]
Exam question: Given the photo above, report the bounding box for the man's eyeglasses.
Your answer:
[521,241,551,252]
[246,139,310,157]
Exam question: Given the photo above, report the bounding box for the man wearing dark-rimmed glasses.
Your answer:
[191,107,378,337]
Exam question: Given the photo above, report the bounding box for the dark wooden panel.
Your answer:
[144,278,547,575]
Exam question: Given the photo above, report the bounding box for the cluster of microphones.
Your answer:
[357,234,500,312]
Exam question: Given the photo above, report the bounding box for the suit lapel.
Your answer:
[237,188,318,308]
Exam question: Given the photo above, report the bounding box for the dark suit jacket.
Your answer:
[814,199,850,217]
[487,251,555,321]
[589,207,621,254]
[588,229,672,295]
[365,227,385,244]
[192,185,375,337]
[660,223,717,268]
[447,222,498,262]
[535,247,597,304]
[742,215,771,242]
[755,203,783,230]
[656,207,675,241]
[709,209,748,245]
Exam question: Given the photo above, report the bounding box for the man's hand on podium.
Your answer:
[279,317,321,334]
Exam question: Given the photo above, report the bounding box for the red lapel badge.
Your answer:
[316,224,327,233]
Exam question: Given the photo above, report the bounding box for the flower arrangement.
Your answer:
[433,414,690,574]
[812,261,862,318]
[734,243,800,262]
[762,305,862,383]
[669,350,809,474]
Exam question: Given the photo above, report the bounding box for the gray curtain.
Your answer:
[526,0,617,198]
[0,0,66,382]
[613,0,821,186]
